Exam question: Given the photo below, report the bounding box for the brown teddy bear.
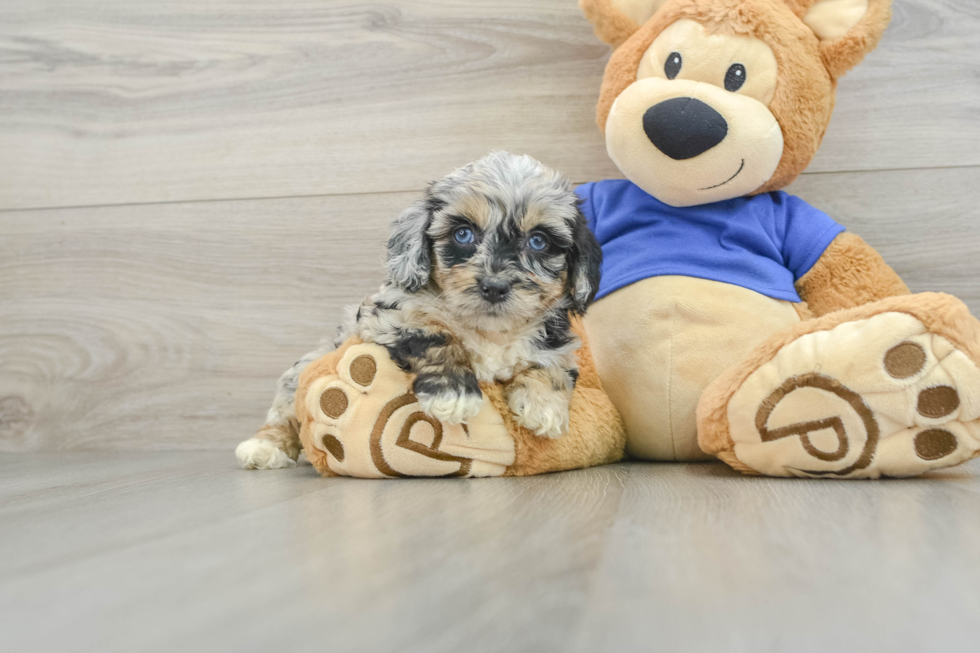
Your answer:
[577,0,980,477]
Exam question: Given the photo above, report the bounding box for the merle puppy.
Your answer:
[237,152,602,469]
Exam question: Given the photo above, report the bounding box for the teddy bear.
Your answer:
[576,0,980,477]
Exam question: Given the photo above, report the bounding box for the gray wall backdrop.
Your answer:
[1,0,978,451]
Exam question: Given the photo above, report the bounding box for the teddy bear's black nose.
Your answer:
[643,97,728,160]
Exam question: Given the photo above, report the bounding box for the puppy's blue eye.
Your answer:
[527,233,548,252]
[454,227,475,245]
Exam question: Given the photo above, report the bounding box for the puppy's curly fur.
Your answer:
[236,152,602,470]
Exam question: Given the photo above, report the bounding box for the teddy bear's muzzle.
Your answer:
[604,76,784,207]
[642,97,729,161]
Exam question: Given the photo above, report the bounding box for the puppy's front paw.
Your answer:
[508,387,570,439]
[414,373,484,424]
[417,391,484,424]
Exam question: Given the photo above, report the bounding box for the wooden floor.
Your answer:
[2,453,980,653]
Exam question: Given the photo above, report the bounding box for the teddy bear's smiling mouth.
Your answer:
[699,159,745,191]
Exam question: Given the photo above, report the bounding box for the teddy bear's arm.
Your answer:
[795,232,910,317]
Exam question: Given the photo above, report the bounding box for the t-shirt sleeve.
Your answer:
[575,182,597,233]
[778,193,846,280]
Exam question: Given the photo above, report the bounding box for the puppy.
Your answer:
[236,152,602,470]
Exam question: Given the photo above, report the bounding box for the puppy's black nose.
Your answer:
[643,97,728,160]
[478,278,511,304]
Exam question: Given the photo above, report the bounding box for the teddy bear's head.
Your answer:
[580,0,891,207]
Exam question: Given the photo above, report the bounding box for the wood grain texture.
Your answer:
[0,193,396,451]
[1,454,979,652]
[1,0,978,210]
[573,462,980,653]
[1,166,977,452]
[785,167,980,303]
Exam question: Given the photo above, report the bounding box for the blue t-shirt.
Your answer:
[576,180,845,303]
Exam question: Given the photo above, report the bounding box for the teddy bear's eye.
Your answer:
[725,64,746,92]
[664,52,682,80]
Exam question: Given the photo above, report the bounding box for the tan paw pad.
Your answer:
[726,312,980,478]
[914,428,958,460]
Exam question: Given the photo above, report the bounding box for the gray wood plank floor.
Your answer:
[2,453,979,653]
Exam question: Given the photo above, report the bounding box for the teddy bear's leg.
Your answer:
[585,276,802,461]
[698,293,980,478]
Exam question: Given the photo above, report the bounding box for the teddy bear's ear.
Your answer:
[800,0,892,79]
[579,0,671,48]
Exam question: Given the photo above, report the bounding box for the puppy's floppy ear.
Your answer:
[386,197,436,293]
[566,206,603,314]
[579,0,671,48]
[797,0,892,79]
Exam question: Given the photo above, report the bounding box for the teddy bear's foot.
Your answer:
[299,342,515,478]
[698,293,980,478]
